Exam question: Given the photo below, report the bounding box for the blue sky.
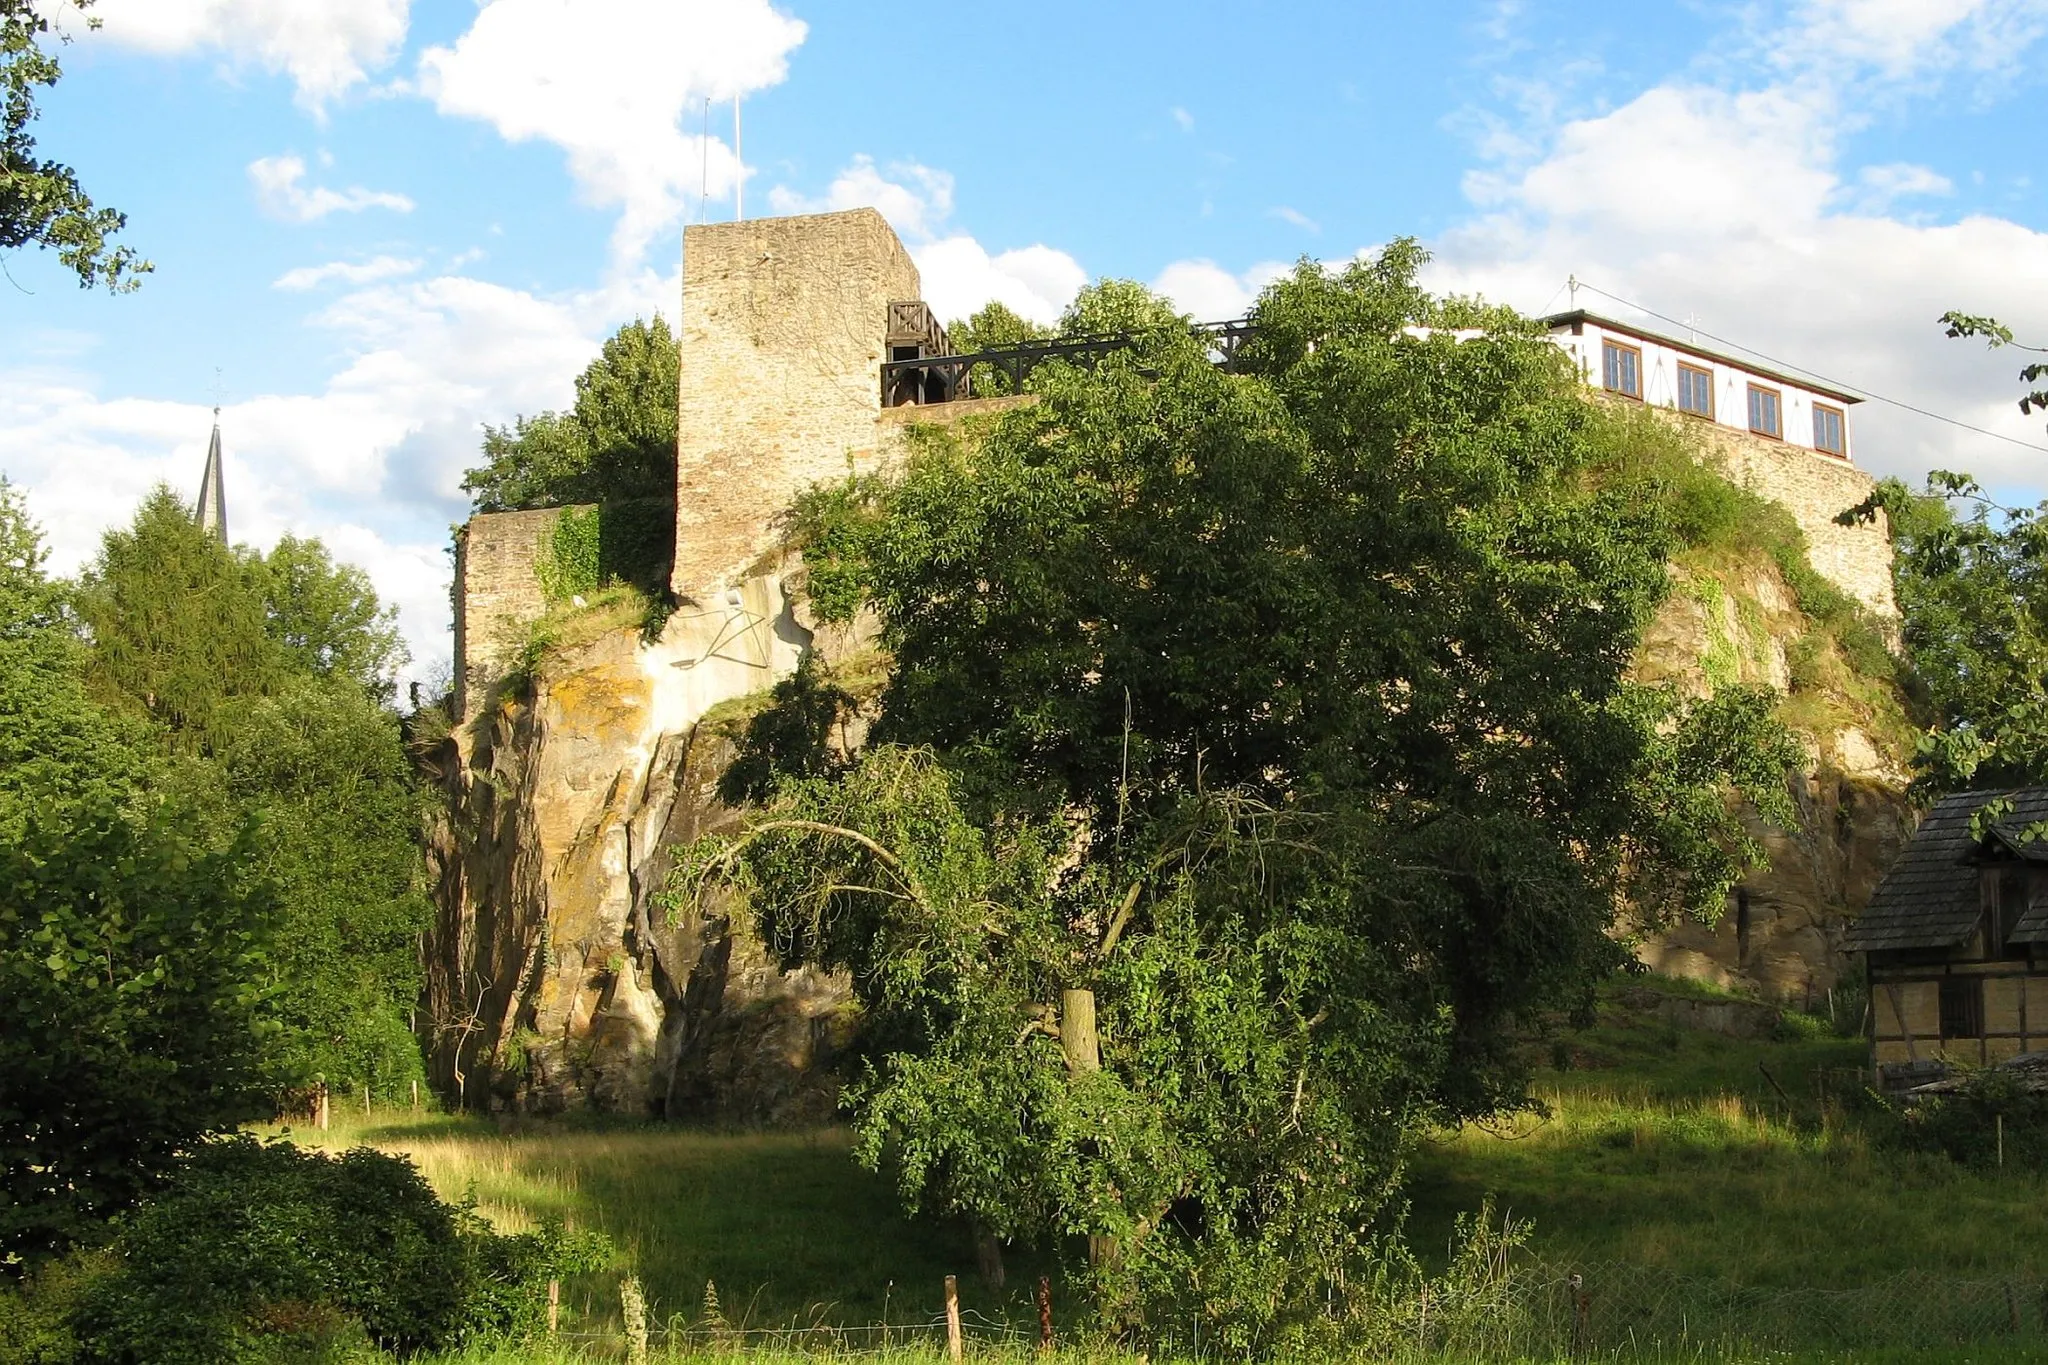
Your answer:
[4,0,2047,680]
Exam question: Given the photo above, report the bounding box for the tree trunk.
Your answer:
[974,1223,1006,1288]
[1060,988,1100,1074]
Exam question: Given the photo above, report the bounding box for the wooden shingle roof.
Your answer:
[1843,788,2048,952]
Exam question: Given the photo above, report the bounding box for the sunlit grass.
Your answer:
[264,1112,1054,1334]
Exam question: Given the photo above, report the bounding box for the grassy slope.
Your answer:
[279,982,2048,1360]
[276,1117,1055,1333]
[1408,984,2048,1290]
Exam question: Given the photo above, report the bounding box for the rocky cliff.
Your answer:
[1631,548,1917,1002]
[421,574,859,1119]
[422,467,1917,1117]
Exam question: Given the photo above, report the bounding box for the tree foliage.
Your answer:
[0,803,274,1267]
[462,316,679,513]
[687,244,1801,1342]
[1939,310,2048,432]
[1,0,148,290]
[1845,470,2048,790]
[73,489,427,1098]
[68,1137,611,1362]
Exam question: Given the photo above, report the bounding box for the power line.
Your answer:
[1568,279,2048,458]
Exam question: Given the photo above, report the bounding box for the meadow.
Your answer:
[275,982,2048,1362]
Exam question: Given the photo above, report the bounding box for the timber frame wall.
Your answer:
[1869,956,2048,1067]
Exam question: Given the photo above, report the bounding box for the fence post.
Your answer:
[548,1279,560,1336]
[364,1084,372,1120]
[1037,1275,1053,1351]
[621,1275,649,1365]
[945,1273,963,1364]
[316,1083,329,1132]
[411,1078,419,1113]
[1568,1272,1590,1359]
[2008,1282,2022,1334]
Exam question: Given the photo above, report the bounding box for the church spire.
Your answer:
[194,408,226,542]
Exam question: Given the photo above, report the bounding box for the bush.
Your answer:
[69,1137,610,1364]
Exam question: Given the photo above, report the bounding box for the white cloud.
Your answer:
[1767,0,2048,82]
[89,0,410,112]
[768,156,956,243]
[1152,259,1290,321]
[1433,12,2048,499]
[1269,206,1320,233]
[418,0,806,265]
[914,238,1087,326]
[1170,106,1195,132]
[767,155,1085,326]
[249,155,414,222]
[0,265,677,682]
[273,255,423,291]
[1854,161,1956,209]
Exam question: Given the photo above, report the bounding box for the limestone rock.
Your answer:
[420,570,857,1118]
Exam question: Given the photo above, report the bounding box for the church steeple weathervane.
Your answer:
[194,407,227,542]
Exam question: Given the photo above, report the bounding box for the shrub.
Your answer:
[70,1137,610,1364]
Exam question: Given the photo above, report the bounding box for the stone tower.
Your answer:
[671,208,922,596]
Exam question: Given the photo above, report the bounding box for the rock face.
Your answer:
[421,573,856,1119]
[1631,554,1917,1003]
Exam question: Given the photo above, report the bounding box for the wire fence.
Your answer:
[542,1264,2048,1360]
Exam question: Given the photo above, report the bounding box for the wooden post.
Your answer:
[316,1083,330,1132]
[1568,1272,1590,1359]
[364,1084,372,1120]
[1036,1276,1053,1352]
[944,1274,963,1364]
[2007,1282,2021,1333]
[621,1276,649,1365]
[411,1079,419,1112]
[548,1279,560,1336]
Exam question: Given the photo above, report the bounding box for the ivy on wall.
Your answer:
[536,506,602,604]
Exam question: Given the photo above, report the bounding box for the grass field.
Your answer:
[274,980,2048,1362]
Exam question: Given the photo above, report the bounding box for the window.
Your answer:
[1747,384,1782,438]
[1939,976,1984,1041]
[1602,340,1642,399]
[1677,363,1714,418]
[1813,403,1846,456]
[1990,868,2032,954]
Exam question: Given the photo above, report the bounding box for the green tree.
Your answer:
[0,488,271,1264]
[75,487,280,752]
[74,490,427,1098]
[687,246,1800,1341]
[1939,310,2048,435]
[247,534,406,698]
[0,482,152,833]
[462,316,679,512]
[1845,471,2048,790]
[216,678,429,1097]
[946,301,1055,398]
[2,0,148,290]
[1059,277,1190,335]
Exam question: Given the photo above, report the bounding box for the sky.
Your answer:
[4,0,2048,686]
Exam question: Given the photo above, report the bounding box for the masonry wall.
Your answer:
[453,506,578,721]
[1694,420,1896,618]
[672,209,922,597]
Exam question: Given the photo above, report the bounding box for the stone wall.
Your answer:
[454,506,581,721]
[1691,420,1896,618]
[672,209,922,597]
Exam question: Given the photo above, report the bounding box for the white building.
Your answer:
[1543,310,1860,463]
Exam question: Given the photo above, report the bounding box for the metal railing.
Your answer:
[880,320,1259,409]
